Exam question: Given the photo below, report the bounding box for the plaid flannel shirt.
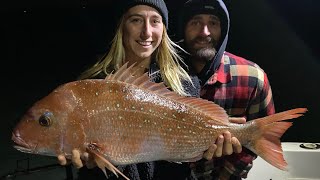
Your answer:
[191,52,275,180]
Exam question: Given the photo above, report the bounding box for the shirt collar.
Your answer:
[206,54,232,85]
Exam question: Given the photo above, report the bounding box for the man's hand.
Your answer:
[203,117,246,160]
[57,150,96,169]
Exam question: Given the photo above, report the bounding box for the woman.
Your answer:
[78,0,193,97]
[59,0,199,179]
[58,0,241,179]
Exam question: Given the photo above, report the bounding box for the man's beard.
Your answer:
[188,36,218,63]
[186,36,218,73]
[193,47,217,63]
[189,47,217,74]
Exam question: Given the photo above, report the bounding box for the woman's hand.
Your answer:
[58,150,96,169]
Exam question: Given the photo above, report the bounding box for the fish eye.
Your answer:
[39,112,53,127]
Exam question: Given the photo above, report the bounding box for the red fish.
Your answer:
[12,63,307,180]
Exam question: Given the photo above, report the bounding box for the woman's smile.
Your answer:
[137,40,153,47]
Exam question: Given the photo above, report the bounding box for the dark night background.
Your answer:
[1,0,319,179]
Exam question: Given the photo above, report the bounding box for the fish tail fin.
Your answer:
[250,108,307,170]
[87,145,130,180]
[253,121,292,170]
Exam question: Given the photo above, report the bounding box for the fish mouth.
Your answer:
[11,130,33,153]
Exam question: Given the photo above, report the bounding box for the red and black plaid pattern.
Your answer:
[192,52,275,179]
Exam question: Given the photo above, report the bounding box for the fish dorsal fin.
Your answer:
[106,63,229,124]
[178,97,229,124]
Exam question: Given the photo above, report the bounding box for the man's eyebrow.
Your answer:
[190,16,203,20]
[209,15,220,21]
[191,15,220,21]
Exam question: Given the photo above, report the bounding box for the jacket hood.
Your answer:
[178,0,230,85]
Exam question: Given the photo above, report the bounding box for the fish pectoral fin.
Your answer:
[86,144,130,180]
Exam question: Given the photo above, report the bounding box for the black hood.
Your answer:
[178,0,230,85]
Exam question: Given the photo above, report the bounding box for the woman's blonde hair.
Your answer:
[79,16,192,96]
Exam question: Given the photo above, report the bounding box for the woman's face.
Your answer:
[123,5,164,64]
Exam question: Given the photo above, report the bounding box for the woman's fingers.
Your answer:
[57,154,68,165]
[71,149,84,169]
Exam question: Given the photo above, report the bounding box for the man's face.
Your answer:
[184,14,221,54]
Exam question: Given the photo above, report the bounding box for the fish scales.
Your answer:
[12,63,307,179]
[69,80,220,164]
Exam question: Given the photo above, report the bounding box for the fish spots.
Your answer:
[188,130,197,135]
[117,104,120,108]
[129,88,188,112]
[143,119,150,123]
[110,89,120,93]
[87,109,94,117]
[196,116,203,121]
[95,92,99,96]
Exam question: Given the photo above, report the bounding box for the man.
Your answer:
[178,0,275,179]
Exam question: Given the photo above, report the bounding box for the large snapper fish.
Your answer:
[12,63,306,179]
